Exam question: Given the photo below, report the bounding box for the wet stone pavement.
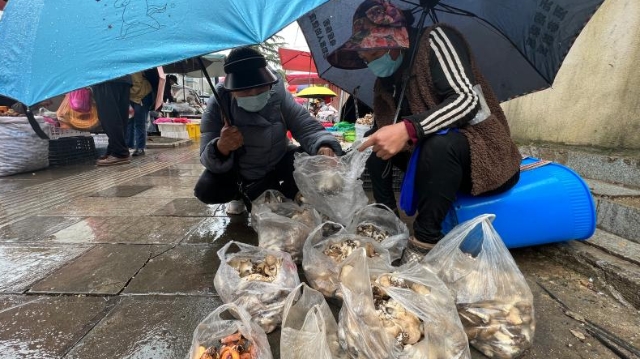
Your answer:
[0,143,639,359]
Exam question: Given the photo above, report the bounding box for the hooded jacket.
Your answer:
[373,24,521,195]
[200,74,342,181]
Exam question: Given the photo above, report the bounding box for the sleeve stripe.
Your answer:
[420,28,478,133]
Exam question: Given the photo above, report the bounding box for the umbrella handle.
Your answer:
[198,57,230,127]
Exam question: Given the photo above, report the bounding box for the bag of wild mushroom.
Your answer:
[251,190,322,263]
[280,283,349,359]
[346,204,410,262]
[423,214,536,359]
[292,140,373,225]
[337,248,471,359]
[188,303,273,359]
[302,221,391,298]
[214,241,300,334]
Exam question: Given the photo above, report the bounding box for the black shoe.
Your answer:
[132,149,145,157]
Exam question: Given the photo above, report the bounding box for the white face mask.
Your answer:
[236,90,271,112]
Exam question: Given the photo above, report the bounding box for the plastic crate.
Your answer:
[186,123,201,139]
[158,123,189,139]
[48,136,96,166]
[46,126,91,139]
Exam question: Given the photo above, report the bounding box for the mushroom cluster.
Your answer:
[193,331,257,359]
[322,238,379,263]
[356,113,374,126]
[356,222,390,243]
[227,254,282,282]
[458,299,535,359]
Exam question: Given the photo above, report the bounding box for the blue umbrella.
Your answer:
[299,0,605,106]
[0,0,329,106]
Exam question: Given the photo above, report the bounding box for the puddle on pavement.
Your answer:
[0,245,88,292]
[0,216,83,242]
[184,216,257,246]
[152,198,220,217]
[90,185,153,197]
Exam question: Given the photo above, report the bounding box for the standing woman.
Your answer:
[328,0,521,263]
[127,72,153,156]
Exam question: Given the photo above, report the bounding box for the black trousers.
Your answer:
[194,147,301,212]
[368,131,519,243]
[92,81,131,158]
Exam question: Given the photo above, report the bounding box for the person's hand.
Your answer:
[216,125,243,156]
[358,122,409,160]
[317,146,336,157]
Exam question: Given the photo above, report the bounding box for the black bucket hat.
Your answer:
[223,47,278,91]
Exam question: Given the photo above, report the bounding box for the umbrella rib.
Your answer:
[437,4,552,84]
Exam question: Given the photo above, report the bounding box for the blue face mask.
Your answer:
[367,51,404,78]
[236,90,271,112]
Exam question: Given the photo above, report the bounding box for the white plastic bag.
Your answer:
[337,249,471,359]
[214,241,300,333]
[187,303,273,359]
[423,214,535,359]
[302,222,391,298]
[293,141,372,224]
[252,190,322,262]
[346,204,409,262]
[280,283,348,359]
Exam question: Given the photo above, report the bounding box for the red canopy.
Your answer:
[285,72,327,86]
[278,48,317,73]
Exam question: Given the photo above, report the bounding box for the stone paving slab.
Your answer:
[596,198,640,243]
[0,179,42,193]
[147,168,203,177]
[123,175,199,188]
[29,244,170,295]
[166,163,204,170]
[182,216,257,245]
[132,186,196,199]
[0,295,116,359]
[89,185,154,197]
[586,178,640,197]
[0,216,83,242]
[64,295,222,359]
[124,245,218,295]
[586,229,640,266]
[45,197,175,217]
[49,216,202,244]
[0,244,89,293]
[152,198,221,217]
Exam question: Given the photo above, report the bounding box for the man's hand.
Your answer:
[216,125,243,156]
[317,146,336,157]
[358,122,409,160]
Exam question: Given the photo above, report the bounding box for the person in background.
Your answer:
[340,95,373,123]
[194,46,342,215]
[328,0,521,263]
[127,72,153,156]
[164,74,178,103]
[93,75,133,166]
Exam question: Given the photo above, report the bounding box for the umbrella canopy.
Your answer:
[299,0,605,106]
[163,54,226,78]
[278,48,318,72]
[285,72,328,85]
[296,86,337,98]
[0,0,329,106]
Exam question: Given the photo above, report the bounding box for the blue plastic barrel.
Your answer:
[441,157,596,248]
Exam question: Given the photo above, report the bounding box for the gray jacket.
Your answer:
[200,75,342,181]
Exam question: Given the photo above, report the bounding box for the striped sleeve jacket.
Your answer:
[405,26,480,136]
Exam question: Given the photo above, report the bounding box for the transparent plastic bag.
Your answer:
[214,241,300,333]
[187,303,273,359]
[293,140,372,224]
[346,204,410,261]
[337,249,471,359]
[302,222,391,298]
[280,283,348,359]
[423,214,535,359]
[252,190,322,262]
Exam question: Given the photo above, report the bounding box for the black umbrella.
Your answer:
[299,0,605,107]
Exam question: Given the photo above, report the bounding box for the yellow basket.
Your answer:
[186,123,201,139]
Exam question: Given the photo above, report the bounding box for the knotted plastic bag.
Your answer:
[346,204,409,262]
[280,283,348,359]
[293,141,372,225]
[214,241,300,333]
[251,190,322,263]
[337,249,471,359]
[68,88,92,113]
[423,214,535,359]
[302,221,391,298]
[187,303,273,359]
